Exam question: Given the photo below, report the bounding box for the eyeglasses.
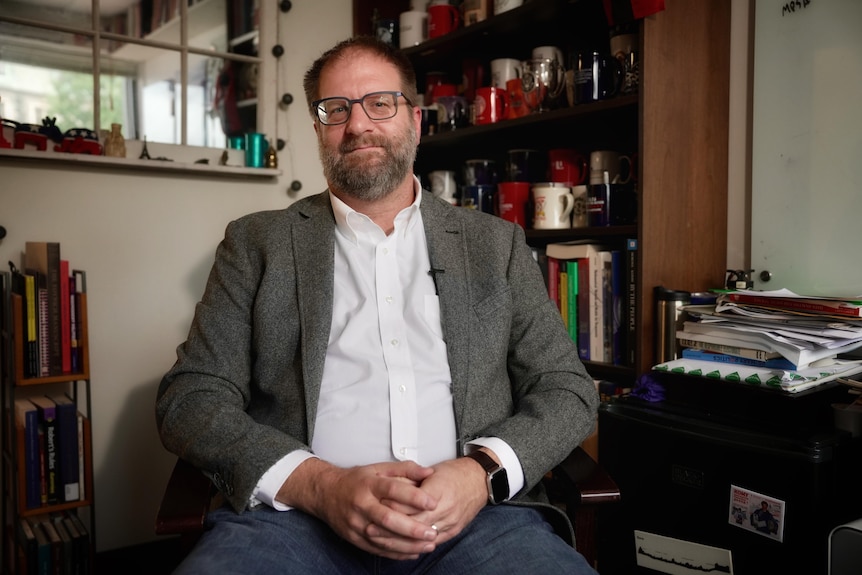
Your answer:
[311,91,413,125]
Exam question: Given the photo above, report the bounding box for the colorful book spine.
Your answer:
[724,292,862,318]
[30,397,58,505]
[49,395,80,502]
[15,399,41,509]
[681,348,798,370]
[566,259,578,345]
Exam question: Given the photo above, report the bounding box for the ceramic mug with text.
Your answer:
[589,150,632,185]
[473,86,508,125]
[399,10,428,47]
[491,58,522,89]
[497,181,531,227]
[532,183,574,229]
[428,3,460,38]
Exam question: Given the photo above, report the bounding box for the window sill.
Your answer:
[0,147,281,179]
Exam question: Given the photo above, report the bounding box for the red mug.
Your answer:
[428,4,460,38]
[473,86,508,125]
[497,181,531,226]
[505,77,531,119]
[548,148,588,186]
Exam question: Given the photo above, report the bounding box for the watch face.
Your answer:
[489,467,509,504]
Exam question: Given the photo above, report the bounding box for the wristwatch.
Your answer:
[465,450,509,505]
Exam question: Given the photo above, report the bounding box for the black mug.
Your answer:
[573,51,623,104]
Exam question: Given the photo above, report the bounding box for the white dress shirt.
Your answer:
[253,179,524,509]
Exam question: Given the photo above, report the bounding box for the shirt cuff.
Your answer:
[464,437,525,500]
[251,450,318,511]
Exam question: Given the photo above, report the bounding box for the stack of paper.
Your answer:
[657,288,862,392]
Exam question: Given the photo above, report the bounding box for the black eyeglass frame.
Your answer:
[311,91,414,125]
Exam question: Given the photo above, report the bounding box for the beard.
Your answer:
[319,121,417,202]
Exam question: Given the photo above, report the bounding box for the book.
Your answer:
[29,515,61,575]
[25,273,39,378]
[59,260,71,374]
[33,271,50,377]
[28,519,51,575]
[677,335,782,361]
[610,249,625,366]
[68,274,79,374]
[65,512,90,575]
[681,348,798,370]
[71,270,86,374]
[625,239,638,368]
[565,259,578,345]
[546,256,560,310]
[559,266,568,331]
[15,399,42,510]
[577,257,590,361]
[595,250,610,362]
[546,242,608,362]
[50,516,74,575]
[29,397,59,505]
[719,289,862,319]
[25,242,63,376]
[18,518,38,575]
[48,394,80,502]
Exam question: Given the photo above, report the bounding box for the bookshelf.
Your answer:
[1,268,95,575]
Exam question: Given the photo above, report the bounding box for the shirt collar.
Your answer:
[329,176,423,244]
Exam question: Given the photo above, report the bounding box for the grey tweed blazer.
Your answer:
[156,190,598,525]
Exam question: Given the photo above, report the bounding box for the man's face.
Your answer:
[314,50,421,202]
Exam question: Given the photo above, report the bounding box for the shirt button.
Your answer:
[382,247,389,255]
[399,384,406,393]
[399,448,406,456]
[391,339,398,346]
[385,295,393,304]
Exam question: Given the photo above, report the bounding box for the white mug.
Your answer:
[490,58,522,89]
[494,0,523,14]
[399,11,428,48]
[532,45,564,66]
[428,170,458,203]
[532,183,574,229]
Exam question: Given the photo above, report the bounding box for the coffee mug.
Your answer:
[424,71,448,105]
[589,150,632,185]
[506,149,545,182]
[462,184,496,214]
[587,182,636,226]
[375,18,398,47]
[428,169,458,204]
[532,183,574,229]
[473,86,507,125]
[571,184,589,227]
[548,148,588,186]
[399,11,428,48]
[610,33,639,94]
[435,95,469,131]
[494,0,523,14]
[497,181,531,227]
[463,0,491,25]
[505,77,531,119]
[572,51,622,104]
[522,58,565,112]
[490,58,522,89]
[428,3,460,38]
[464,158,497,185]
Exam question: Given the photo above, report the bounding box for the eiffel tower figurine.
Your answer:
[139,136,151,160]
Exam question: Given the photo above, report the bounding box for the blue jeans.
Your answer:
[174,504,598,574]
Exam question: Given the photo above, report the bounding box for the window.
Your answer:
[0,0,262,150]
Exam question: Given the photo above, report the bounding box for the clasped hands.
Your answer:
[279,455,492,560]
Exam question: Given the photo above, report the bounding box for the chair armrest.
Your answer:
[155,458,214,537]
[550,446,621,507]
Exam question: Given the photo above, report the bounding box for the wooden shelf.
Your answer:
[0,148,280,179]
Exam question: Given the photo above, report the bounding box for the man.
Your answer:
[156,36,599,574]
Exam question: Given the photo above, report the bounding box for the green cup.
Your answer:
[244,132,267,167]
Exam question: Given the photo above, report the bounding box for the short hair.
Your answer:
[302,36,419,118]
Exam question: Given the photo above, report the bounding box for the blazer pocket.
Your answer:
[473,287,512,320]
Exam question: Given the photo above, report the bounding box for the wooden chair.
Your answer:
[156,446,620,568]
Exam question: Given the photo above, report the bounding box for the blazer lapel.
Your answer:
[421,194,471,433]
[292,194,336,441]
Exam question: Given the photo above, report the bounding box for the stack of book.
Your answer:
[535,239,637,368]
[8,241,85,379]
[17,510,91,575]
[655,288,862,392]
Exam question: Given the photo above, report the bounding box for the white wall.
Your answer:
[0,1,351,552]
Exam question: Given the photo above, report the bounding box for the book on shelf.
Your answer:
[565,259,578,345]
[48,394,80,502]
[59,260,71,374]
[17,518,37,575]
[14,399,42,510]
[28,518,51,575]
[718,289,862,319]
[50,517,74,575]
[25,242,63,377]
[546,241,609,362]
[610,249,625,366]
[35,272,50,377]
[625,239,637,368]
[680,348,799,371]
[598,250,612,363]
[29,515,61,575]
[577,257,590,361]
[29,397,59,505]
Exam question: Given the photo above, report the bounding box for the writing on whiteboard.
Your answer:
[782,0,812,16]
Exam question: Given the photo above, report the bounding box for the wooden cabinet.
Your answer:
[2,270,95,574]
[355,0,730,380]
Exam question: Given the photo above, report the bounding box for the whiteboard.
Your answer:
[751,0,862,297]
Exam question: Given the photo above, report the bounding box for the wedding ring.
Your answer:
[431,524,439,532]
